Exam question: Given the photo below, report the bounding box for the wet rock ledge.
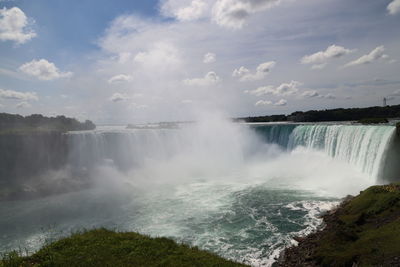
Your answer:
[278,184,400,267]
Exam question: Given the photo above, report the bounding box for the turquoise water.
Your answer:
[0,180,337,266]
[0,122,395,266]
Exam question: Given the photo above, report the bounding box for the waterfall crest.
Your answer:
[63,124,396,182]
[67,129,184,172]
[255,124,395,179]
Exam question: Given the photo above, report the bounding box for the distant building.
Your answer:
[383,97,387,107]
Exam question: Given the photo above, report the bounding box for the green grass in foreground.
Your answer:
[314,183,400,266]
[1,228,248,267]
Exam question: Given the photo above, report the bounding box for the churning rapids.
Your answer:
[0,119,396,266]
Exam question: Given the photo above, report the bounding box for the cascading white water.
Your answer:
[288,125,395,179]
[65,121,258,183]
[67,128,185,172]
[59,124,397,194]
[254,124,396,181]
[1,121,398,266]
[66,124,396,182]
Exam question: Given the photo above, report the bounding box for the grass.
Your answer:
[313,183,400,266]
[0,229,248,267]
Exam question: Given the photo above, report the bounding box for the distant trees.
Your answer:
[237,105,400,123]
[358,118,389,124]
[288,105,400,122]
[0,113,96,133]
[234,114,288,123]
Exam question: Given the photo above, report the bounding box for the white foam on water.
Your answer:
[285,200,339,236]
[0,120,396,267]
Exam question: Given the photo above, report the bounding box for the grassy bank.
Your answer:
[281,183,400,266]
[1,229,247,267]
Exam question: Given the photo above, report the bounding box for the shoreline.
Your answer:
[277,184,400,266]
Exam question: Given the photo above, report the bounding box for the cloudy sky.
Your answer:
[0,0,400,124]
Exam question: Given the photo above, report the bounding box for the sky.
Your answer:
[0,0,400,124]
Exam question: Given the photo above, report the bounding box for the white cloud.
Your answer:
[233,61,275,81]
[245,85,272,96]
[161,0,209,21]
[183,71,221,86]
[301,90,335,99]
[273,81,301,96]
[256,61,276,75]
[182,0,208,21]
[0,88,38,101]
[255,99,287,106]
[16,101,31,108]
[212,0,282,29]
[232,66,250,77]
[108,74,133,84]
[0,7,36,44]
[110,93,129,102]
[255,100,272,106]
[301,45,353,69]
[344,46,390,67]
[388,0,400,15]
[324,93,336,99]
[117,52,132,63]
[19,59,73,80]
[246,80,301,96]
[302,90,319,98]
[175,0,207,21]
[203,52,216,63]
[82,4,400,124]
[274,99,287,106]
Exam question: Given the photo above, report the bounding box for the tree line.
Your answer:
[0,113,96,133]
[236,104,400,123]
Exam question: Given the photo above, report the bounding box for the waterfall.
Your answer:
[254,124,396,179]
[66,129,184,172]
[252,124,297,147]
[61,123,398,184]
